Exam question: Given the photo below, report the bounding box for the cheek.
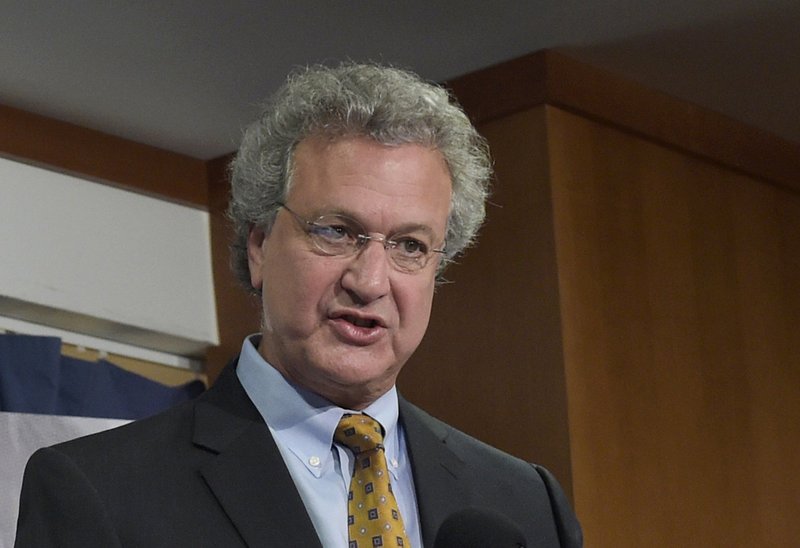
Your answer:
[264,254,340,326]
[396,280,436,338]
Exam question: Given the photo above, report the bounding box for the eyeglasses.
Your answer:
[277,203,446,273]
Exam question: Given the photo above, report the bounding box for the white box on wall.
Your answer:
[0,157,219,359]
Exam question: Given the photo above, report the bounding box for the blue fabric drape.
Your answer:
[0,334,205,420]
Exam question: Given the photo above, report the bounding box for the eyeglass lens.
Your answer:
[307,214,436,271]
[279,204,443,272]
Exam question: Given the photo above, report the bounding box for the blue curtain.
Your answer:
[0,334,205,420]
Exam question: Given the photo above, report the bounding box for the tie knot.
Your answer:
[335,413,384,454]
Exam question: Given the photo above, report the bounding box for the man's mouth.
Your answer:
[330,311,385,329]
[343,315,378,328]
[328,312,386,345]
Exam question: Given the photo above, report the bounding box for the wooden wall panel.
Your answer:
[399,106,574,494]
[547,106,800,546]
[448,50,800,194]
[0,104,208,208]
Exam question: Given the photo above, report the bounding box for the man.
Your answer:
[15,63,582,547]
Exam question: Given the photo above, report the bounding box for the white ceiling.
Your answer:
[2,1,799,160]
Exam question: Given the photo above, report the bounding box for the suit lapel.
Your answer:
[399,399,469,548]
[191,366,469,547]
[193,364,323,548]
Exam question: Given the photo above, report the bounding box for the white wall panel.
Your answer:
[0,157,219,357]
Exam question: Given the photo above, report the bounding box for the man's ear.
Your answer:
[246,225,267,291]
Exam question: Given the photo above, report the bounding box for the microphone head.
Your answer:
[433,507,526,548]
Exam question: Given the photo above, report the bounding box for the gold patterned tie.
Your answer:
[335,414,411,548]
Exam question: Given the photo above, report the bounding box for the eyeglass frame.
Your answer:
[275,202,446,273]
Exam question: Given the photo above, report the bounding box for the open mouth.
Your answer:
[342,315,378,328]
[329,311,386,344]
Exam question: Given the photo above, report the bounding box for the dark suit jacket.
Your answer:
[15,362,582,547]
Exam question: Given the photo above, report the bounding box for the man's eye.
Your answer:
[395,238,428,257]
[312,224,352,241]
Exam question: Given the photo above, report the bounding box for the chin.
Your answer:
[322,358,397,390]
[327,362,392,386]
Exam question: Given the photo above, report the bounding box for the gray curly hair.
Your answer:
[228,62,492,290]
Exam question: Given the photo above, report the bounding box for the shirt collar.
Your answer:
[236,335,402,477]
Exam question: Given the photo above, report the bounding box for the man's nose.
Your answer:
[340,239,391,304]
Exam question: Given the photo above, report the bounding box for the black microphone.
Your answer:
[433,507,527,548]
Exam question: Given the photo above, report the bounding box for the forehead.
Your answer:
[287,136,452,231]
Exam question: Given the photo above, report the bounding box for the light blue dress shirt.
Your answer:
[236,336,422,548]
